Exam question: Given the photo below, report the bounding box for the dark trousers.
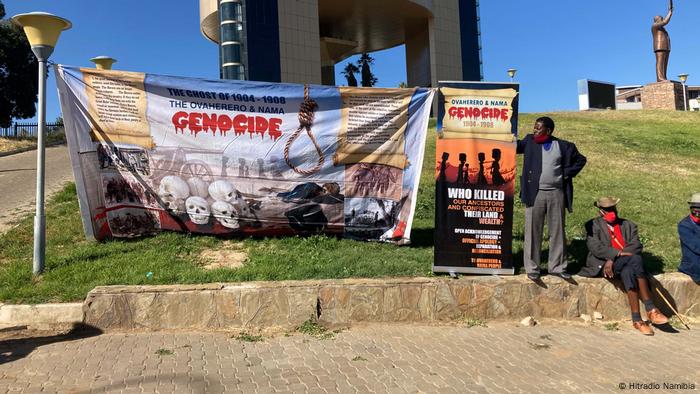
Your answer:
[613,254,647,291]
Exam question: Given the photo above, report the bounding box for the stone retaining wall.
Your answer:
[83,273,700,332]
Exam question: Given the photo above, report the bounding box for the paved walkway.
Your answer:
[1,322,698,393]
[0,145,73,233]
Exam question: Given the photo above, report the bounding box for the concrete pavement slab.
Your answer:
[0,322,698,393]
[0,145,73,233]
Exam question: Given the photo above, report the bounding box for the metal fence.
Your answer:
[0,122,64,138]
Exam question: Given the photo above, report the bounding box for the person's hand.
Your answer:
[604,260,614,278]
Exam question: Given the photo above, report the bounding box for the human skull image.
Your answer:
[160,195,185,213]
[185,196,210,225]
[187,177,209,199]
[211,201,240,229]
[208,180,239,203]
[158,175,190,200]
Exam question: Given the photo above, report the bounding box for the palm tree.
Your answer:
[357,53,378,87]
[342,63,359,87]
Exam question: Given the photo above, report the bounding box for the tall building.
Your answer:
[199,0,483,86]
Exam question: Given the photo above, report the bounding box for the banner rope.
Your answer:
[284,84,324,175]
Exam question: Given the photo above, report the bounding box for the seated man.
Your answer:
[579,197,668,335]
[679,193,700,282]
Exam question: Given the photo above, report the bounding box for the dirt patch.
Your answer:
[0,138,35,154]
[198,241,248,270]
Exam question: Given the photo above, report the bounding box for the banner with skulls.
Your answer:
[55,65,434,244]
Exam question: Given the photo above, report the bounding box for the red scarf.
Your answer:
[607,224,626,251]
[691,214,700,225]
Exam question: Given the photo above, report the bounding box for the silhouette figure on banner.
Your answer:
[491,148,506,186]
[477,152,488,185]
[439,152,449,183]
[457,153,469,184]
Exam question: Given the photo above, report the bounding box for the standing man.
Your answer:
[678,193,700,283]
[652,0,673,82]
[518,116,587,281]
[580,197,668,335]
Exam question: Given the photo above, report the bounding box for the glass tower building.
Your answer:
[200,0,483,85]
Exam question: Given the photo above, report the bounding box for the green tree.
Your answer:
[398,82,408,88]
[0,1,39,128]
[342,62,359,87]
[357,53,378,87]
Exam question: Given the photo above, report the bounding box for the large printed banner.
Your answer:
[55,65,433,243]
[434,82,519,274]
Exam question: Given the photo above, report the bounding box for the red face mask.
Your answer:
[601,210,617,224]
[691,208,700,224]
[534,134,550,144]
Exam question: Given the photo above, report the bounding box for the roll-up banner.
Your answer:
[434,81,520,275]
[54,65,434,244]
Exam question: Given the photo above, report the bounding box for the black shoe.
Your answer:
[551,272,572,280]
[527,273,541,281]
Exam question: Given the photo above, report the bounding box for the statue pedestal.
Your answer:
[641,80,685,110]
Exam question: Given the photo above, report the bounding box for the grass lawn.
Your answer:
[0,111,698,303]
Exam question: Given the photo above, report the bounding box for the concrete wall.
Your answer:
[405,22,432,87]
[277,0,322,84]
[429,0,464,85]
[690,99,700,111]
[616,102,643,110]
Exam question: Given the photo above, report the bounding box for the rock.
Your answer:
[593,312,604,320]
[520,316,536,327]
[580,314,592,323]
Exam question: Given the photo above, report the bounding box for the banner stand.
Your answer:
[433,81,520,275]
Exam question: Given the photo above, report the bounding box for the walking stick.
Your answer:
[654,287,691,330]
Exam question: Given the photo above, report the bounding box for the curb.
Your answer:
[0,303,83,330]
[4,273,697,332]
[83,273,699,332]
[0,140,67,158]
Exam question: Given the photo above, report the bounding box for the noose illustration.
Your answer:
[284,84,325,175]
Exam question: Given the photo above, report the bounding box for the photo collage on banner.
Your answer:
[54,66,434,244]
[434,82,520,275]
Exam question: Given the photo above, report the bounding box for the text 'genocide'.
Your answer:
[171,111,283,140]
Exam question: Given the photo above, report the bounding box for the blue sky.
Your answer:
[5,0,699,120]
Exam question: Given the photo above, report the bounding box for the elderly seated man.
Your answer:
[679,193,700,283]
[578,197,668,335]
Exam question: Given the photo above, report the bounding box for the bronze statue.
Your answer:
[652,0,673,82]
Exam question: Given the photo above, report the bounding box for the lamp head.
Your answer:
[90,56,117,70]
[507,68,517,79]
[11,12,71,61]
[678,73,689,83]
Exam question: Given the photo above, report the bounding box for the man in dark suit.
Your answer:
[678,192,700,282]
[517,116,586,281]
[580,197,668,336]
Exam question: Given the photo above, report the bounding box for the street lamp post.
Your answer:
[90,56,117,70]
[11,12,72,275]
[678,73,689,111]
[507,68,517,83]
